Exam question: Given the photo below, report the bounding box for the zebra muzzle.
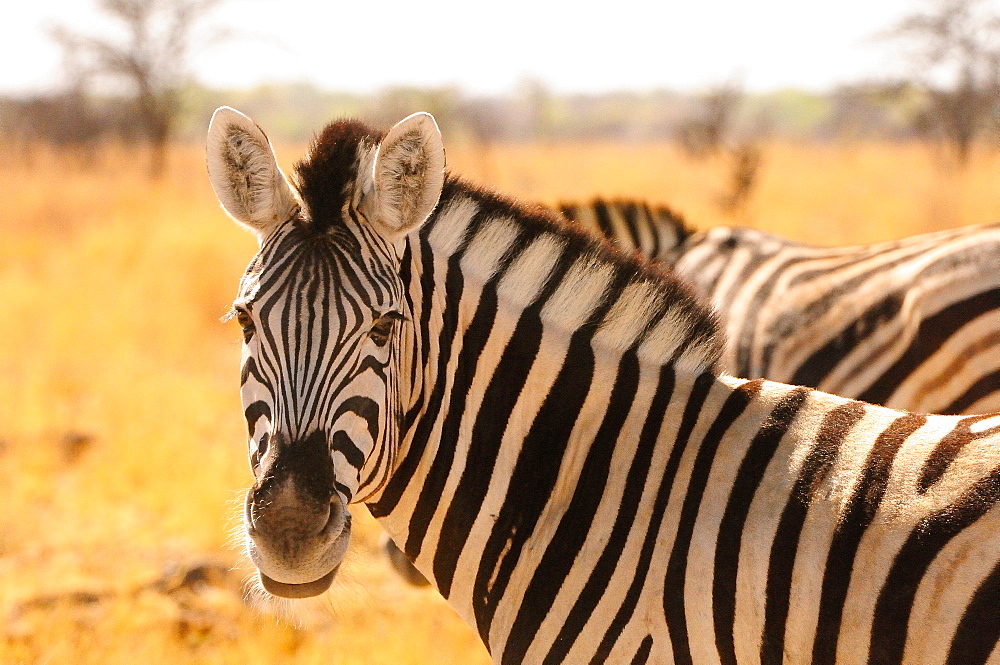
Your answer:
[243,430,352,594]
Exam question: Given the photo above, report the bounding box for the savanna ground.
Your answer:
[2,136,1000,665]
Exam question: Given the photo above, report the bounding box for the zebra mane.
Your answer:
[292,119,383,235]
[427,178,724,372]
[291,118,723,373]
[559,197,696,254]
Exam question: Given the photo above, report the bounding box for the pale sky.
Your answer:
[1,0,954,96]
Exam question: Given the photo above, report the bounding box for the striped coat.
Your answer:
[558,201,1000,415]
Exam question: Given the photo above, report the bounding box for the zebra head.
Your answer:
[206,107,446,598]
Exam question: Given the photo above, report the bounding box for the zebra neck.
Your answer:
[364,182,733,645]
[372,183,723,503]
[415,182,722,369]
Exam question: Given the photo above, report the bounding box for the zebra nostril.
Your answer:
[249,432,270,472]
[319,497,349,537]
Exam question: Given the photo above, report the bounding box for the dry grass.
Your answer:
[446,140,1000,245]
[2,138,999,665]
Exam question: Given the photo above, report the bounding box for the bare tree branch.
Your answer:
[881,0,1000,166]
[50,0,227,177]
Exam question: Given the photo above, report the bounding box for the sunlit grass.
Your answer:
[2,138,999,664]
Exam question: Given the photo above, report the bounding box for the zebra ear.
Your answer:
[365,112,446,238]
[206,106,300,241]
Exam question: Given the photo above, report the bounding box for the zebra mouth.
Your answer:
[259,567,338,598]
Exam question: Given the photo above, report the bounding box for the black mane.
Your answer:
[293,119,384,234]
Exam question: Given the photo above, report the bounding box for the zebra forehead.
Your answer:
[239,228,389,312]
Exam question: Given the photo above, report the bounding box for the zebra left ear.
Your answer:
[206,106,300,242]
[366,112,446,238]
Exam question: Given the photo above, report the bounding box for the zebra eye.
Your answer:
[369,311,402,347]
[236,309,255,343]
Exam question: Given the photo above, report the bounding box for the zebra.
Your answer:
[555,201,1000,416]
[207,106,1000,664]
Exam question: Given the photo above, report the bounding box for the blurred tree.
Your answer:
[675,83,743,159]
[884,0,1000,166]
[372,86,463,136]
[676,81,768,217]
[513,78,559,142]
[51,0,226,177]
[1,92,102,164]
[718,143,764,216]
[824,82,925,141]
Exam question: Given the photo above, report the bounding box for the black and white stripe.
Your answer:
[558,198,691,265]
[557,200,1000,415]
[675,224,1000,414]
[208,107,1000,664]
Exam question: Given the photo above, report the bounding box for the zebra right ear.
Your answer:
[206,106,300,241]
[363,112,446,239]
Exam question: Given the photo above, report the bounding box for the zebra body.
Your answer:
[555,202,1000,415]
[207,107,1000,664]
[674,225,1000,414]
[387,206,1000,587]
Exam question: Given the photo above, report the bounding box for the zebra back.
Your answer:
[675,224,1000,414]
[552,201,1000,416]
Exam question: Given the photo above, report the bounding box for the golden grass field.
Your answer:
[2,137,1000,665]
